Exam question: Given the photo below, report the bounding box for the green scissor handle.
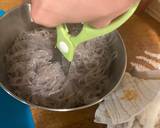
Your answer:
[56,1,140,61]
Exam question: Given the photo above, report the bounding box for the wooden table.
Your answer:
[31,13,160,128]
[1,1,160,128]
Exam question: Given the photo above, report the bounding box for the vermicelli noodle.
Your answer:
[5,25,117,108]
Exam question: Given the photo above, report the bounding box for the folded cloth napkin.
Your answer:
[95,51,160,128]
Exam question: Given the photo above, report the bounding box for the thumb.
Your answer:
[88,18,112,28]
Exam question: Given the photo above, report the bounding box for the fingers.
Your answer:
[88,12,119,28]
[30,0,60,27]
[88,0,134,29]
[31,9,59,27]
[88,18,112,28]
[30,0,138,28]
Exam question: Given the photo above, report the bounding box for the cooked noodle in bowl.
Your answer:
[4,25,117,108]
[0,23,127,109]
[0,9,126,111]
[0,2,134,111]
[0,26,127,110]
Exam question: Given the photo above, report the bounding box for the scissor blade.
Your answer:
[53,48,70,76]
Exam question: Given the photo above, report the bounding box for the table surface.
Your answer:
[1,1,160,128]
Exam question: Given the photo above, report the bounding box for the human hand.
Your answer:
[31,0,138,28]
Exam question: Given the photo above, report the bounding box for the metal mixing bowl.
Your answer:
[0,4,127,111]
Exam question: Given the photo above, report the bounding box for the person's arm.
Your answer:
[31,0,138,28]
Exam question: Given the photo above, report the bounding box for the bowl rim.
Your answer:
[0,4,127,111]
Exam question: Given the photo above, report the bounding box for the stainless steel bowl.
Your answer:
[0,4,127,111]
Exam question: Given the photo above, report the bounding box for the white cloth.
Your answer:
[95,51,160,128]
